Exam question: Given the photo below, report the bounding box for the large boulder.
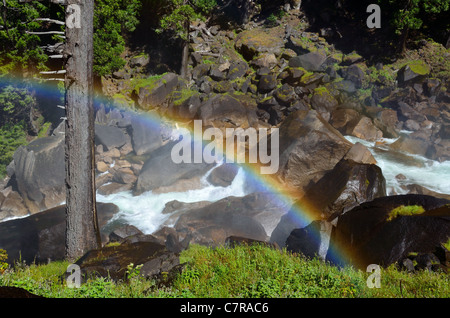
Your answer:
[270,143,384,249]
[302,157,386,220]
[135,141,214,195]
[285,220,333,260]
[288,51,327,72]
[135,73,179,109]
[310,87,339,121]
[397,60,430,86]
[173,192,290,246]
[276,110,353,191]
[0,187,28,222]
[11,135,65,214]
[234,27,285,60]
[0,203,119,264]
[74,241,180,282]
[128,111,163,156]
[206,163,239,187]
[349,116,383,141]
[197,94,255,127]
[95,124,127,151]
[329,194,450,268]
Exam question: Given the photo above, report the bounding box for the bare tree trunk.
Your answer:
[64,0,101,261]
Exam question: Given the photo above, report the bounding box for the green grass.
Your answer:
[387,205,426,221]
[0,244,448,298]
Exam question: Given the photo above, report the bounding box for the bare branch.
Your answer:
[40,70,66,74]
[34,18,65,25]
[26,30,65,35]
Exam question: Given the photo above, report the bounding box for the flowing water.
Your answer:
[97,134,450,234]
[97,164,250,234]
[344,135,450,196]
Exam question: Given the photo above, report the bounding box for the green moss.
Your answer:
[171,88,198,106]
[313,86,329,96]
[37,122,52,138]
[407,60,431,75]
[386,205,425,221]
[443,237,450,251]
[132,74,165,95]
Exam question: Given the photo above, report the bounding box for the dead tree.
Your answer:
[64,0,100,261]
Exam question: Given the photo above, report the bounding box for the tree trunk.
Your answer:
[64,0,101,261]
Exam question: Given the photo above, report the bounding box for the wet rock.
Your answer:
[109,225,144,243]
[135,141,214,195]
[286,220,333,260]
[330,194,450,268]
[206,163,239,187]
[389,135,430,157]
[302,158,386,219]
[310,87,339,121]
[174,192,289,246]
[0,203,119,264]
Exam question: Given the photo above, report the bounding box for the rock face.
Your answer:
[0,203,119,264]
[329,194,450,268]
[11,135,65,214]
[276,109,353,191]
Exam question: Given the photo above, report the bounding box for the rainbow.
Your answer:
[0,75,352,267]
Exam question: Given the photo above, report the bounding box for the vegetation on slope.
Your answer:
[0,244,448,298]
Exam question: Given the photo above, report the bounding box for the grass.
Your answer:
[0,244,448,298]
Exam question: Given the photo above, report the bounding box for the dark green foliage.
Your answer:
[156,0,217,40]
[0,83,35,178]
[93,0,142,76]
[0,121,27,178]
[0,0,50,74]
[376,0,450,44]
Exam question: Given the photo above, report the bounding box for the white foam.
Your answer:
[344,135,450,195]
[97,165,249,234]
